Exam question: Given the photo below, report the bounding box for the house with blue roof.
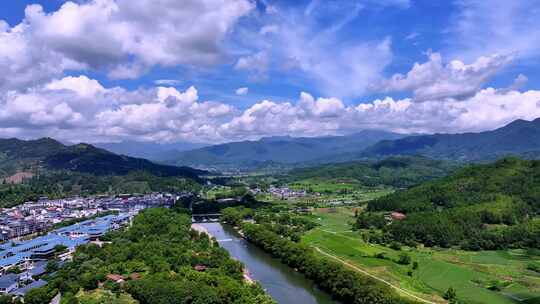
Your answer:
[11,279,47,297]
[0,213,130,275]
[0,273,18,294]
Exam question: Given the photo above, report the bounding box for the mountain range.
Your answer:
[0,138,205,180]
[164,130,406,169]
[95,140,207,161]
[363,118,540,161]
[2,117,539,177]
[161,118,540,169]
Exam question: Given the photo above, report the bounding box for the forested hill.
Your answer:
[287,156,459,188]
[167,130,406,169]
[0,137,206,179]
[363,157,540,250]
[362,118,540,161]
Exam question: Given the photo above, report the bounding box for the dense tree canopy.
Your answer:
[362,157,540,249]
[287,156,459,188]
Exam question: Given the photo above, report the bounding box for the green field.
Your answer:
[285,179,393,204]
[76,289,138,304]
[301,208,540,304]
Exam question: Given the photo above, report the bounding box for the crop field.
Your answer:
[301,208,540,304]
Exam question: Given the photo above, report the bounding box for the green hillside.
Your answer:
[287,156,459,188]
[362,118,540,161]
[363,157,540,250]
[0,138,205,179]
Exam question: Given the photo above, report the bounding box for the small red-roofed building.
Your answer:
[194,265,207,272]
[106,274,125,283]
[391,212,407,221]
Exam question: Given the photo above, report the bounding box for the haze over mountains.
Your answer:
[164,130,406,169]
[141,118,539,169]
[95,141,207,162]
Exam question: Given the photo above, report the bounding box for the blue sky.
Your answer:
[1,0,539,143]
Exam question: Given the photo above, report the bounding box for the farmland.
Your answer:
[300,208,540,304]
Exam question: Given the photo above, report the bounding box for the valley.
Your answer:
[1,120,540,303]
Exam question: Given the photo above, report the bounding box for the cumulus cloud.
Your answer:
[1,74,540,143]
[235,87,249,95]
[0,0,253,90]
[1,0,539,145]
[377,52,512,101]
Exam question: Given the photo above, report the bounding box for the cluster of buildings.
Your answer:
[0,193,177,241]
[0,192,181,297]
[268,186,308,200]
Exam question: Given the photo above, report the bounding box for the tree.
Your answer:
[397,253,411,265]
[443,287,458,303]
[0,295,13,304]
[412,261,419,270]
[46,260,59,273]
[25,288,52,304]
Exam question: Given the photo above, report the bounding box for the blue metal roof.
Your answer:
[0,213,129,271]
[12,279,47,296]
[0,273,18,288]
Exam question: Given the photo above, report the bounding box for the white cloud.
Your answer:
[1,75,540,143]
[234,51,269,75]
[508,74,528,91]
[235,87,249,95]
[0,0,254,90]
[377,52,512,101]
[237,1,394,98]
[153,79,181,86]
[405,32,419,40]
[46,76,105,98]
[0,0,539,145]
[449,0,540,61]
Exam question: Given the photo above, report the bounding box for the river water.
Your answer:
[200,222,337,304]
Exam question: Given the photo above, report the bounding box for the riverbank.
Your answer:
[198,222,337,304]
[192,223,256,284]
[191,223,209,235]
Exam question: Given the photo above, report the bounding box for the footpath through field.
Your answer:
[313,246,438,304]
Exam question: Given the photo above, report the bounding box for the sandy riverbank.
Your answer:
[191,223,210,235]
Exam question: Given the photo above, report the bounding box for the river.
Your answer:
[199,222,337,304]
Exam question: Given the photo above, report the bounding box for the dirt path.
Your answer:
[313,246,439,304]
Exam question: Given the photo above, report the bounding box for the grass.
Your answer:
[278,179,394,207]
[76,289,138,304]
[301,207,540,304]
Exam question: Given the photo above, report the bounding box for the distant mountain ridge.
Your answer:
[95,140,207,161]
[0,137,205,179]
[362,118,540,161]
[166,130,407,169]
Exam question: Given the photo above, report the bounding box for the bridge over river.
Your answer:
[191,213,221,223]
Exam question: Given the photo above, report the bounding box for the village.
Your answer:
[0,192,185,298]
